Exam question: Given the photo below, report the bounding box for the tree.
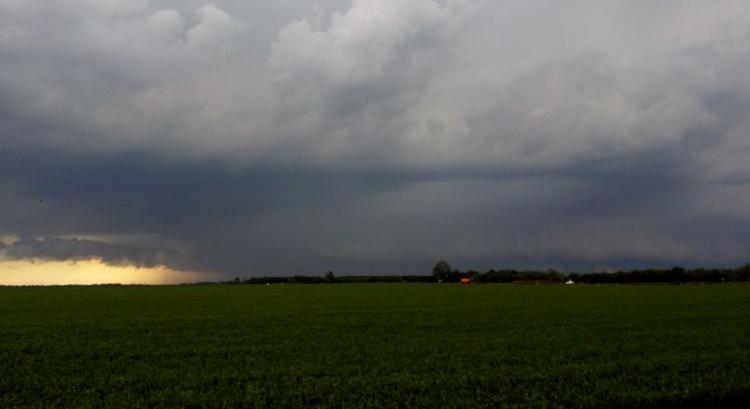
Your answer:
[325,270,335,283]
[432,260,452,282]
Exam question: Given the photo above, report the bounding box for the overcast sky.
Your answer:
[1,0,749,282]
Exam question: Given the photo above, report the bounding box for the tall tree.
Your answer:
[432,260,452,282]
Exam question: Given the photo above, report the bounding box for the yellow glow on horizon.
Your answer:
[0,259,209,286]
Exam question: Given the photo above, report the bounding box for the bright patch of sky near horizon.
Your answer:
[0,259,208,285]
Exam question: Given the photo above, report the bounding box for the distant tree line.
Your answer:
[216,263,750,285]
[237,273,435,285]
[446,262,750,284]
[568,265,750,284]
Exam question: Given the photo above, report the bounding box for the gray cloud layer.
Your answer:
[1,0,749,277]
[2,237,178,267]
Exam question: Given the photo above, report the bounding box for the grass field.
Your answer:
[1,284,749,408]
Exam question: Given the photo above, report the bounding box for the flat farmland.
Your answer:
[1,284,749,408]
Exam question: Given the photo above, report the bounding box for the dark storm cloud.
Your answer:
[1,0,750,279]
[0,144,430,273]
[3,237,175,267]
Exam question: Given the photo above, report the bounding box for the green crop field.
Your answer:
[1,284,749,408]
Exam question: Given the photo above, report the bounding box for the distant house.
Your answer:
[565,279,575,285]
[460,276,472,284]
